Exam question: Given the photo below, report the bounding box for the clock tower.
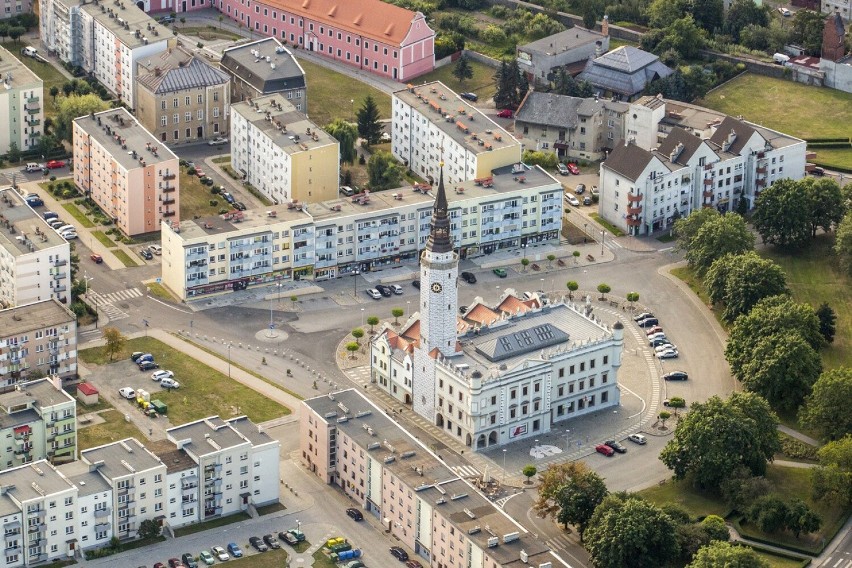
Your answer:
[413,165,459,419]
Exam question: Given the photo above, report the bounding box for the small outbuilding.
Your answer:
[76,382,99,405]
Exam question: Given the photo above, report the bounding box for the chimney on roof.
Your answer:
[669,142,684,163]
[601,14,609,36]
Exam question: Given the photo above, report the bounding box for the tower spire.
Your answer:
[426,161,452,253]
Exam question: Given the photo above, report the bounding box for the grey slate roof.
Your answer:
[221,38,306,95]
[708,116,761,155]
[475,323,569,362]
[519,27,605,55]
[138,49,229,95]
[602,141,656,181]
[515,92,584,129]
[656,127,705,165]
[578,46,673,97]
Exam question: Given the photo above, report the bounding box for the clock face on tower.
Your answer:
[431,282,443,293]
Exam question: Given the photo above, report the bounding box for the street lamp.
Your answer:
[406,300,411,317]
[600,230,605,256]
[502,449,507,484]
[267,297,276,338]
[565,429,570,452]
[360,307,365,327]
[227,342,232,379]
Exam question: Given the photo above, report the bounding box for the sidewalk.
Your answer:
[777,424,821,447]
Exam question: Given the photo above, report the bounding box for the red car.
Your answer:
[45,160,66,169]
[497,109,514,119]
[595,444,615,457]
[566,162,580,175]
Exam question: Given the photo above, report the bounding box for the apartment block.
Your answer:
[231,95,338,205]
[0,460,79,565]
[0,300,77,390]
[40,0,173,108]
[514,92,627,162]
[392,82,522,186]
[165,416,280,525]
[161,164,562,300]
[213,0,435,81]
[136,47,231,144]
[0,378,77,471]
[73,108,180,237]
[58,459,115,552]
[0,0,32,19]
[220,37,306,106]
[0,189,71,309]
[600,96,807,235]
[302,389,555,568]
[0,47,43,156]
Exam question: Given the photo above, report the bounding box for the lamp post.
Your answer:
[565,429,570,452]
[583,222,588,242]
[360,308,365,327]
[600,230,605,256]
[83,272,98,328]
[502,449,507,484]
[406,301,411,317]
[267,297,276,338]
[227,342,232,379]
[353,270,360,298]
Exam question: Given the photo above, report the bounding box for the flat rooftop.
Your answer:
[0,461,75,512]
[520,26,606,55]
[0,378,74,410]
[305,390,550,567]
[147,439,198,474]
[174,164,559,240]
[0,189,67,256]
[0,299,75,337]
[57,460,113,497]
[81,438,165,479]
[80,1,171,50]
[0,46,42,89]
[74,108,177,171]
[232,94,335,157]
[166,416,251,458]
[226,416,276,447]
[394,81,518,154]
[221,38,306,93]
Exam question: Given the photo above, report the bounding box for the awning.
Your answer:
[13,426,30,434]
[553,142,569,149]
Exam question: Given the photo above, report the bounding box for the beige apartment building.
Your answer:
[0,46,43,156]
[137,47,231,144]
[302,389,554,568]
[73,108,180,237]
[0,299,77,390]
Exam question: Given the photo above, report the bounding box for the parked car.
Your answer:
[24,163,44,172]
[130,352,145,362]
[595,444,615,457]
[628,433,647,445]
[279,531,298,546]
[233,201,247,211]
[46,160,66,169]
[340,186,355,197]
[160,378,180,389]
[43,211,59,221]
[633,312,654,322]
[47,219,64,228]
[591,186,599,197]
[221,192,235,204]
[263,535,281,549]
[375,284,393,297]
[119,387,136,399]
[493,268,508,278]
[604,440,627,454]
[159,15,174,23]
[574,184,586,195]
[637,318,659,328]
[136,353,154,362]
[154,563,166,568]
[557,163,569,176]
[654,343,677,354]
[208,137,229,146]
[56,224,75,234]
[346,562,365,568]
[412,280,421,289]
[460,92,478,102]
[406,561,424,568]
[810,166,825,177]
[566,162,580,175]
[390,284,404,295]
[60,231,78,240]
[564,194,580,207]
[645,325,664,336]
[663,370,689,381]
[211,546,229,561]
[227,543,243,558]
[138,361,160,371]
[151,370,174,381]
[168,559,185,568]
[198,550,215,565]
[649,337,670,348]
[181,553,199,568]
[287,529,305,542]
[25,194,43,206]
[347,507,364,521]
[778,7,791,16]
[657,348,679,359]
[461,271,477,284]
[497,109,514,118]
[140,248,153,260]
[390,546,409,561]
[249,536,268,552]
[90,253,103,264]
[583,196,592,206]
[149,244,162,255]
[200,176,214,186]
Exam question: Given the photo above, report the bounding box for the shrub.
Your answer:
[209,199,218,206]
[779,435,819,461]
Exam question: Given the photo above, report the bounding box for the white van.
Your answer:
[25,163,42,172]
[22,46,37,58]
[773,53,790,65]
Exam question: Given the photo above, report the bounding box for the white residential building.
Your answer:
[161,164,562,300]
[0,47,43,156]
[392,82,522,186]
[165,416,280,524]
[0,189,71,309]
[231,95,339,205]
[147,440,200,530]
[58,460,115,551]
[600,96,807,235]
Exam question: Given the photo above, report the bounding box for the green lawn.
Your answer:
[61,203,96,228]
[701,74,852,140]
[77,406,147,450]
[176,25,242,41]
[638,476,732,519]
[146,282,178,303]
[414,58,498,103]
[2,42,67,117]
[753,549,809,568]
[173,511,250,537]
[229,548,288,568]
[809,146,852,171]
[670,265,728,329]
[588,213,626,237]
[313,549,337,568]
[112,249,138,267]
[91,230,117,248]
[295,56,391,127]
[761,234,851,369]
[80,337,291,425]
[180,169,225,220]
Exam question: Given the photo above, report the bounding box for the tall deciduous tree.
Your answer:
[752,179,813,247]
[800,368,852,441]
[785,499,821,538]
[366,151,403,191]
[325,119,358,164]
[803,177,846,237]
[101,327,127,361]
[691,0,724,33]
[356,95,383,145]
[654,15,707,60]
[704,252,788,323]
[835,211,852,275]
[688,541,769,568]
[815,302,837,344]
[685,212,754,276]
[452,54,474,85]
[790,9,827,56]
[660,392,780,490]
[724,0,769,42]
[811,435,852,506]
[584,495,680,568]
[56,94,109,142]
[554,467,608,539]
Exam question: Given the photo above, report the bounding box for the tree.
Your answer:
[62,81,75,98]
[582,5,598,30]
[748,495,789,533]
[811,435,852,506]
[101,327,126,361]
[653,16,707,60]
[836,211,852,275]
[667,397,687,416]
[356,95,382,144]
[7,26,24,43]
[800,368,852,441]
[626,292,639,306]
[647,0,690,28]
[56,94,109,142]
[700,515,730,543]
[534,462,591,519]
[391,308,404,325]
[521,258,530,272]
[452,55,474,85]
[584,495,681,568]
[49,86,59,101]
[803,177,846,237]
[553,68,594,98]
[692,0,724,33]
[790,9,827,55]
[752,179,813,247]
[566,280,578,299]
[725,0,769,42]
[325,119,358,164]
[345,342,359,359]
[704,252,788,323]
[137,518,161,539]
[6,141,20,164]
[493,58,527,110]
[674,210,754,276]
[720,466,771,511]
[785,499,821,538]
[659,410,671,429]
[737,331,822,412]
[688,541,769,568]
[551,466,608,539]
[522,465,537,482]
[816,302,837,344]
[351,327,364,344]
[546,254,556,268]
[597,283,611,300]
[366,151,403,191]
[660,392,780,490]
[366,316,379,335]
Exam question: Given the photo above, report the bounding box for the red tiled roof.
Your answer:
[77,382,99,396]
[465,304,500,326]
[401,320,420,342]
[497,295,533,315]
[262,0,419,46]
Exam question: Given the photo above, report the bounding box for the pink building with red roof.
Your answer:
[214,0,435,81]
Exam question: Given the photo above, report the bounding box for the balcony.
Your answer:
[162,186,176,193]
[162,173,176,181]
[626,205,642,215]
[163,210,176,217]
[53,272,66,280]
[703,190,714,198]
[162,197,175,205]
[27,119,40,127]
[54,259,67,267]
[756,179,766,188]
[703,178,713,186]
[93,507,110,518]
[756,166,767,174]
[626,193,643,203]
[626,217,641,227]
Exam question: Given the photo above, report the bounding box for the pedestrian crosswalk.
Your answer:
[88,288,143,322]
[821,556,852,568]
[545,535,573,552]
[451,464,480,478]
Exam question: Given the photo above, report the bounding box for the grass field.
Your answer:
[177,25,242,41]
[810,146,852,171]
[761,234,851,369]
[91,230,117,248]
[588,213,626,237]
[173,511,250,537]
[414,59,498,103]
[146,282,178,303]
[79,337,290,425]
[753,550,809,568]
[295,56,391,127]
[61,203,96,228]
[77,406,147,450]
[2,43,67,117]
[638,476,731,519]
[670,265,728,328]
[180,169,225,220]
[112,249,138,267]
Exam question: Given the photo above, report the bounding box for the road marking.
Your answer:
[87,288,142,322]
[451,465,480,478]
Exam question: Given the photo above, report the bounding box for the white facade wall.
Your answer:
[165,468,200,529]
[76,489,114,551]
[0,240,71,309]
[231,109,295,204]
[249,443,280,506]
